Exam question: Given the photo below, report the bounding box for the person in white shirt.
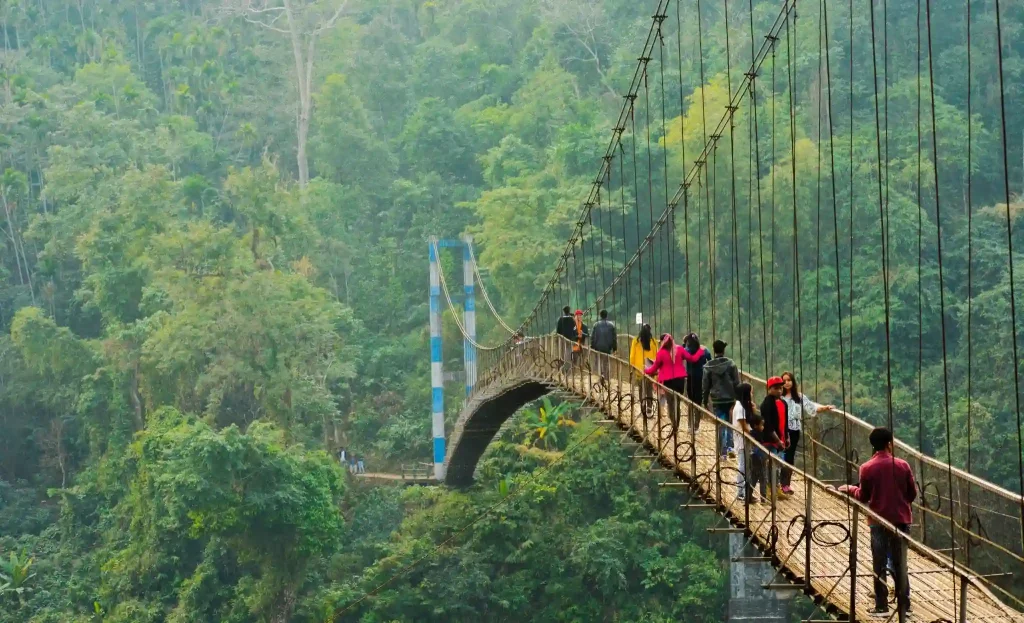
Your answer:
[779,371,833,494]
[732,382,760,502]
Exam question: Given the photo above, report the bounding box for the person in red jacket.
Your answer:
[757,377,791,500]
[644,334,705,434]
[838,427,917,618]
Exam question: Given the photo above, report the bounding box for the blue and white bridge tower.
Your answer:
[427,235,477,480]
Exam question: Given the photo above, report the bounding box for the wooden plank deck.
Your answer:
[541,363,1024,623]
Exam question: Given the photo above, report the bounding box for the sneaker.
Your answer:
[868,608,889,618]
[777,487,793,499]
[781,485,794,495]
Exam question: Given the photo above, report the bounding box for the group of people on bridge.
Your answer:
[553,307,918,619]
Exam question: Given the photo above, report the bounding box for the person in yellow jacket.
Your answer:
[629,323,657,369]
[629,323,658,413]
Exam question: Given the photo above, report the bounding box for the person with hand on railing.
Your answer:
[779,371,834,496]
[703,339,740,460]
[759,376,792,501]
[643,334,699,432]
[837,427,916,619]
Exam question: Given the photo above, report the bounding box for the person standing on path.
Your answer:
[838,427,917,619]
[702,339,740,459]
[732,382,760,502]
[759,376,792,501]
[357,456,366,474]
[683,333,711,430]
[779,371,833,495]
[590,309,617,378]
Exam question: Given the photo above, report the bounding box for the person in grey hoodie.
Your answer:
[702,339,740,459]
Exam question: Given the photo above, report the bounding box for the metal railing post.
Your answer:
[804,477,813,592]
[849,505,860,622]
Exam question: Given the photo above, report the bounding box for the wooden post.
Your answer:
[849,505,860,622]
[715,418,723,509]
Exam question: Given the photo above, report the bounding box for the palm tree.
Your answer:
[0,551,35,606]
[520,397,575,449]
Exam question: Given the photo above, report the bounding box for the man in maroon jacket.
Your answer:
[838,427,917,618]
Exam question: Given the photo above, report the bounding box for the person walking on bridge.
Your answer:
[630,324,658,412]
[644,334,706,437]
[683,333,711,430]
[590,309,617,378]
[838,427,916,619]
[556,306,576,370]
[702,339,740,459]
[571,309,589,366]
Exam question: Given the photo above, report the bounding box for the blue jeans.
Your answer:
[713,403,733,453]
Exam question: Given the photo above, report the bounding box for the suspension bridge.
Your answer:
[357,0,1024,621]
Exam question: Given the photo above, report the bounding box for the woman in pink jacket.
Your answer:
[644,334,707,428]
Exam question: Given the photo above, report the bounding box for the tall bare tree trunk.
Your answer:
[284,0,312,187]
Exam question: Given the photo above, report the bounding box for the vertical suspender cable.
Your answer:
[924,0,960,609]
[993,0,1024,553]
[822,0,852,488]
[659,15,674,331]
[677,0,692,331]
[965,0,974,565]
[916,0,927,546]
[868,0,894,435]
[724,0,742,366]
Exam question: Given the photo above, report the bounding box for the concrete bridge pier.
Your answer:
[728,533,792,622]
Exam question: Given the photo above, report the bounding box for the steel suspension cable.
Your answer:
[916,0,927,545]
[658,17,674,331]
[868,0,895,435]
[924,0,960,608]
[676,0,692,331]
[632,99,646,323]
[965,0,974,565]
[994,0,1024,552]
[771,32,778,374]
[644,63,657,327]
[822,0,852,488]
[466,244,517,335]
[847,0,855,426]
[723,0,742,366]
[749,0,769,375]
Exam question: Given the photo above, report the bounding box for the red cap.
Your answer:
[767,376,785,388]
[574,309,584,315]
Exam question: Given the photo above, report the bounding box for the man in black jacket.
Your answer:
[590,309,617,378]
[702,339,740,459]
[555,306,575,370]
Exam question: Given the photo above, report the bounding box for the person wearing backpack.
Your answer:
[590,309,617,379]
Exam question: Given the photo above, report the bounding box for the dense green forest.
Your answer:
[0,0,1022,620]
